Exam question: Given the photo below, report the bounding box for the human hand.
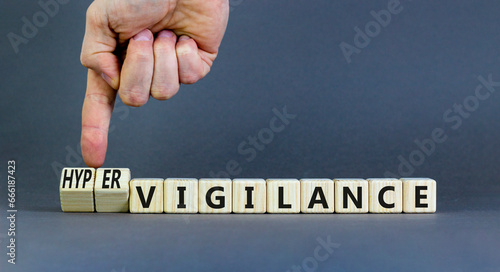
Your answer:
[80,0,229,167]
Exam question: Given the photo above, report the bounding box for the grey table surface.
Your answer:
[1,1,500,271]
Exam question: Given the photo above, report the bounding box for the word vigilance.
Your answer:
[59,168,436,214]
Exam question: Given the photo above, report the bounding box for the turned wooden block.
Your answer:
[368,178,402,213]
[402,178,436,213]
[199,178,232,213]
[300,179,334,213]
[267,179,300,213]
[60,168,95,212]
[232,179,266,213]
[334,178,368,213]
[94,168,130,212]
[129,178,164,213]
[164,178,198,213]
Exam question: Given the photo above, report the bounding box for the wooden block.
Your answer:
[129,178,164,213]
[300,179,334,213]
[368,178,402,213]
[164,178,198,213]
[334,178,368,213]
[402,178,436,213]
[199,178,232,213]
[60,167,95,212]
[267,179,300,213]
[232,179,266,213]
[94,168,130,212]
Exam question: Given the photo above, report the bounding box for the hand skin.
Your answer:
[80,0,229,167]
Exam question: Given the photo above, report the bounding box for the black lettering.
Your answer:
[82,169,92,188]
[102,169,111,189]
[308,187,329,209]
[279,187,292,208]
[177,186,187,209]
[245,186,254,208]
[111,170,121,188]
[62,169,73,188]
[206,186,225,209]
[378,186,395,208]
[136,186,156,208]
[415,186,428,208]
[343,187,362,209]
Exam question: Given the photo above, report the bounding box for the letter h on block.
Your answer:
[59,167,95,212]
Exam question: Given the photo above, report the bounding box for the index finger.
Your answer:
[81,69,117,168]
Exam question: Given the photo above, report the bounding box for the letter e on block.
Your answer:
[94,168,131,212]
[60,167,95,212]
[402,178,436,213]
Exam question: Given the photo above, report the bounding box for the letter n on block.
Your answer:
[402,178,436,213]
[334,179,368,213]
[267,179,300,213]
[129,179,164,213]
[368,178,402,213]
[199,178,232,213]
[60,167,95,212]
[94,168,130,212]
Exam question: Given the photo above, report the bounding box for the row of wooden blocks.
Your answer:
[59,168,436,213]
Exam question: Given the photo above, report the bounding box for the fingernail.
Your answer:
[101,73,113,86]
[133,29,152,41]
[178,35,190,42]
[158,30,174,38]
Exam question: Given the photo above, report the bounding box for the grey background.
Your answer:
[1,0,500,271]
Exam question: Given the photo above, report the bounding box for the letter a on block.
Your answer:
[267,179,300,213]
[60,167,95,212]
[300,179,334,213]
[94,168,131,212]
[402,178,436,213]
[334,179,368,213]
[129,179,164,213]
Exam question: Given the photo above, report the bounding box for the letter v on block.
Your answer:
[129,179,163,213]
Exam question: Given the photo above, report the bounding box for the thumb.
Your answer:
[80,2,121,90]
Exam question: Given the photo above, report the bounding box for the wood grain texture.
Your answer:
[94,168,130,212]
[334,178,368,213]
[129,178,164,213]
[402,178,436,213]
[60,167,95,212]
[267,179,300,213]
[300,179,334,213]
[199,178,232,213]
[164,178,199,213]
[232,179,266,213]
[368,178,402,213]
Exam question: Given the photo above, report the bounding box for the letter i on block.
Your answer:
[164,178,198,213]
[300,179,334,213]
[199,179,232,213]
[402,178,436,213]
[129,179,164,213]
[60,168,95,212]
[94,168,130,212]
[334,179,368,213]
[368,178,402,213]
[233,179,266,213]
[267,179,300,213]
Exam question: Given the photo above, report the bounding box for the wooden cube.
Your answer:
[267,179,300,213]
[368,178,402,213]
[60,167,95,212]
[402,178,436,213]
[94,168,130,212]
[300,179,334,213]
[232,179,266,213]
[334,178,368,213]
[199,178,232,213]
[129,178,164,213]
[164,178,199,213]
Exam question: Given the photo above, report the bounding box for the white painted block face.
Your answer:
[164,178,198,213]
[402,178,436,213]
[267,179,300,213]
[129,179,164,213]
[300,179,334,213]
[94,168,130,212]
[367,178,402,213]
[232,179,266,213]
[334,179,368,213]
[60,168,95,212]
[199,179,232,213]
